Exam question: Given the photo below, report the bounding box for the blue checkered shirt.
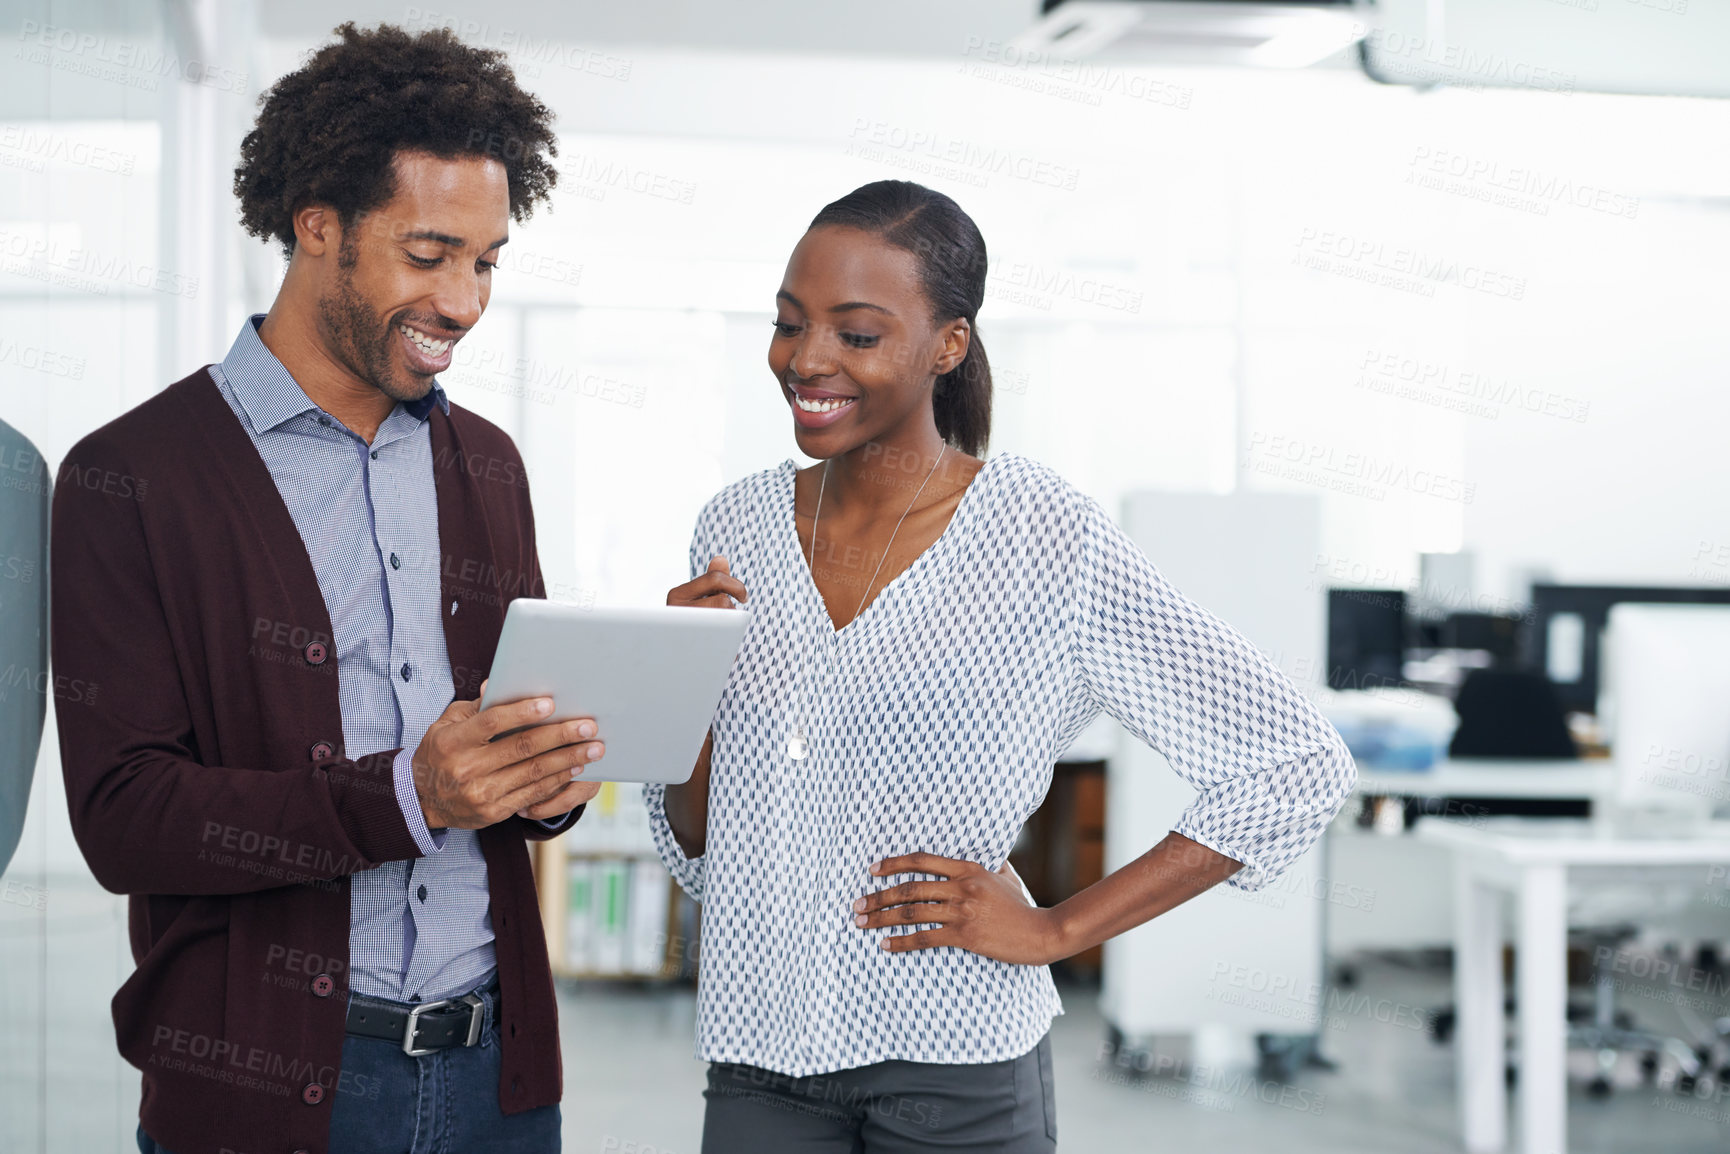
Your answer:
[210,314,552,1002]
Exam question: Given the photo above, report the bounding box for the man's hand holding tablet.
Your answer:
[475,594,749,790]
[410,677,605,830]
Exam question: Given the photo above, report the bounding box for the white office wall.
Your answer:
[6,39,1730,867]
[1102,492,1327,1041]
[432,51,1730,610]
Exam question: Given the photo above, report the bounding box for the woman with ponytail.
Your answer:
[645,180,1356,1151]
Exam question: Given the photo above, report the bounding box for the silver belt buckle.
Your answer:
[402,992,485,1057]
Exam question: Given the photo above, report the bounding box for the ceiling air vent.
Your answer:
[1013,1,1366,69]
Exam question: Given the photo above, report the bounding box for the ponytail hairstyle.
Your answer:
[808,180,992,456]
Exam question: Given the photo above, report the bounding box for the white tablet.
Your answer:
[477,599,749,784]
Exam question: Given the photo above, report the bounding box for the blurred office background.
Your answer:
[3,1,1729,1151]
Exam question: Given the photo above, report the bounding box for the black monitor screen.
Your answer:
[1524,584,1730,714]
[1327,588,1406,692]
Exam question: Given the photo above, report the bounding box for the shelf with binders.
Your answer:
[533,781,700,982]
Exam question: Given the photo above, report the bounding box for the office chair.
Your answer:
[1432,608,1730,1098]
[1448,667,1578,759]
[1428,925,1722,1096]
[1569,927,1718,1096]
[1569,605,1730,1094]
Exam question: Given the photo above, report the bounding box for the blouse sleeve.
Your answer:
[1060,489,1356,891]
[640,498,723,902]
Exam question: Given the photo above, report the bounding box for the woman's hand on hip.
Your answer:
[851,853,1069,966]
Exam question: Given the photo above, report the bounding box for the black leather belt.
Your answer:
[346,980,492,1057]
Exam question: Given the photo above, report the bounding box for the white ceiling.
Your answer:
[256,0,1044,58]
[251,0,1730,99]
[1364,0,1730,99]
[5,0,1725,122]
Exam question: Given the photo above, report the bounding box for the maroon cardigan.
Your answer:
[51,368,573,1154]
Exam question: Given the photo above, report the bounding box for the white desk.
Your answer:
[1354,758,1611,800]
[1327,760,1609,954]
[1415,816,1730,1154]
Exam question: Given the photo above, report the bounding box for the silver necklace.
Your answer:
[788,443,949,760]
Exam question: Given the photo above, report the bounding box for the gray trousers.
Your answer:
[700,1033,1057,1153]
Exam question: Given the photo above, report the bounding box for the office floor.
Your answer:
[3,872,1726,1153]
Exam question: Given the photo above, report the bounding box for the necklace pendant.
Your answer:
[786,725,808,761]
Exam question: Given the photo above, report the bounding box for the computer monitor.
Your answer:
[1326,588,1405,691]
[1601,604,1730,822]
[1439,611,1521,660]
[1525,584,1730,714]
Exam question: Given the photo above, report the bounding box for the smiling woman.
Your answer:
[644,180,1358,1153]
[772,180,992,459]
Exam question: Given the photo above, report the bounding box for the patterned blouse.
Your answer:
[643,452,1356,1076]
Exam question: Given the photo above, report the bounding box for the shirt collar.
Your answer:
[220,314,450,434]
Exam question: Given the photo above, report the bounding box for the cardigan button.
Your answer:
[301,1081,325,1105]
[304,641,328,666]
[309,741,334,761]
[310,973,335,998]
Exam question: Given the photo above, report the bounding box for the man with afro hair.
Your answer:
[53,23,601,1154]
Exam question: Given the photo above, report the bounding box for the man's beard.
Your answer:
[316,263,429,405]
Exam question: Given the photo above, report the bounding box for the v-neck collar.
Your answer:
[778,452,1001,639]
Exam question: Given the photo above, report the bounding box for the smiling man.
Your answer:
[50,24,598,1154]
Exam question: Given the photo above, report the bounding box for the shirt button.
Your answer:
[417,884,427,903]
[370,449,379,460]
[309,741,334,761]
[301,1082,325,1105]
[317,416,331,428]
[311,973,335,998]
[304,642,328,666]
[400,663,412,682]
[390,552,401,570]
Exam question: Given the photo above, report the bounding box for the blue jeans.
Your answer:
[136,977,559,1154]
